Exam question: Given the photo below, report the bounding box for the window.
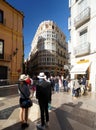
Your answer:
[80,29,87,36]
[78,0,88,13]
[0,40,4,59]
[0,10,3,23]
[61,51,62,55]
[79,28,87,43]
[52,25,54,29]
[46,24,48,28]
[52,43,56,51]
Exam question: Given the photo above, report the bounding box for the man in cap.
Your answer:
[36,72,52,130]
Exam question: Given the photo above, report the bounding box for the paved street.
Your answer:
[0,88,96,130]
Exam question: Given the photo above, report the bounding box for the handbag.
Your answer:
[18,86,33,108]
[21,98,33,108]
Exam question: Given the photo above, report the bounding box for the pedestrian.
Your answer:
[64,79,68,92]
[72,79,81,97]
[31,75,36,98]
[58,75,63,92]
[68,79,71,92]
[81,76,87,94]
[36,72,52,130]
[18,74,31,128]
[50,76,55,92]
[54,76,59,93]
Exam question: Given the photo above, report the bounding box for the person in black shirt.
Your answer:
[36,72,52,130]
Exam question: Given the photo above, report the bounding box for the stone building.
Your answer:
[28,20,68,77]
[0,0,24,84]
[68,0,96,91]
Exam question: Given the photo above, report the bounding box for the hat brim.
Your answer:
[19,79,24,81]
[19,76,28,81]
[37,75,46,79]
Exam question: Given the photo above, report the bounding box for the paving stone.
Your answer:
[0,91,96,130]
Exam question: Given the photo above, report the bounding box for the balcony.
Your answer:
[74,42,90,57]
[74,7,90,28]
[68,17,71,30]
[0,53,11,61]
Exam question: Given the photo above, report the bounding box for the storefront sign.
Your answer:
[77,59,89,64]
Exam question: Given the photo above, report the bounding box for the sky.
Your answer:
[6,0,70,59]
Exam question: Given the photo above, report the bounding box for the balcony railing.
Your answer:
[68,17,71,30]
[74,42,90,56]
[74,7,90,28]
[0,53,11,61]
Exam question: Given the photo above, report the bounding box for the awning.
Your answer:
[70,62,91,74]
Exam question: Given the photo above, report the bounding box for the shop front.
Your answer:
[70,59,91,91]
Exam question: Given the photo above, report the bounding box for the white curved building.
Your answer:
[28,20,68,77]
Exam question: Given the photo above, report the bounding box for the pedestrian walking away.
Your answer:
[36,72,52,130]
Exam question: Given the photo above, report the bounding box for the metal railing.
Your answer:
[0,79,18,86]
[74,42,90,56]
[74,7,90,27]
[0,53,11,61]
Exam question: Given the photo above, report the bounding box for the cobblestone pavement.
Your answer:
[0,91,96,130]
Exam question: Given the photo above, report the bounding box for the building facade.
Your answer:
[68,0,96,91]
[0,0,24,84]
[28,20,68,77]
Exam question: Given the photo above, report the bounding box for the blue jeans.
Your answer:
[54,83,59,92]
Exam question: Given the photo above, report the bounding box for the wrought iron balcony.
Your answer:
[0,53,11,61]
[74,7,90,28]
[68,17,71,30]
[74,42,90,56]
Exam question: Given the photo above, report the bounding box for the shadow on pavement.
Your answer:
[2,122,22,130]
[54,105,74,130]
[1,101,96,130]
[54,101,96,129]
[2,120,38,130]
[0,105,19,119]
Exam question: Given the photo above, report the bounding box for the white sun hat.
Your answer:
[19,74,28,81]
[37,72,46,79]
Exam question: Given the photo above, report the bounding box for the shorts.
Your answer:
[19,98,27,108]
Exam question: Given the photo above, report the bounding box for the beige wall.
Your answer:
[0,0,24,83]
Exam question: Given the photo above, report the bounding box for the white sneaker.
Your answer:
[36,124,45,130]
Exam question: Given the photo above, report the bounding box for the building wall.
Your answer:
[69,0,96,91]
[0,0,24,84]
[28,20,68,77]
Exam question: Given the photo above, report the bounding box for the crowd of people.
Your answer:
[72,76,87,97]
[18,72,87,129]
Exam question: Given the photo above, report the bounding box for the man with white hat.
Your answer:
[36,72,52,130]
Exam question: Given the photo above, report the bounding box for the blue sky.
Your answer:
[6,0,70,59]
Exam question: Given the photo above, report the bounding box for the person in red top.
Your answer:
[25,75,35,98]
[25,75,31,85]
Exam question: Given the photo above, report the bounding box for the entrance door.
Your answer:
[0,66,7,79]
[0,66,8,85]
